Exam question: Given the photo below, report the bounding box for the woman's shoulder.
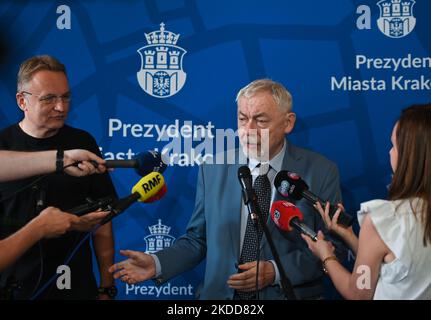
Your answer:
[357,198,422,226]
[357,199,395,226]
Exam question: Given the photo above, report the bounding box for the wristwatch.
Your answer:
[56,149,64,173]
[97,285,118,298]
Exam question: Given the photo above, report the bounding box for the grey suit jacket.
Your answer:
[155,140,344,299]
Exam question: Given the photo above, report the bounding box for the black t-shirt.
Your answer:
[0,124,117,300]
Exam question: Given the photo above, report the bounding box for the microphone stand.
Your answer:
[244,187,297,300]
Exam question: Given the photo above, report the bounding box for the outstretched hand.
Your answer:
[70,210,109,232]
[35,207,78,238]
[63,149,107,176]
[109,250,156,284]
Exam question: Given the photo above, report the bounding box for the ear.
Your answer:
[284,112,296,134]
[16,92,28,112]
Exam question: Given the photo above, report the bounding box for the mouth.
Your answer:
[246,143,260,148]
[49,115,65,120]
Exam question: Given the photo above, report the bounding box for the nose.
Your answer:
[53,98,66,112]
[244,119,258,131]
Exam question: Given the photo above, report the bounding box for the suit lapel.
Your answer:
[281,140,302,173]
[225,162,242,260]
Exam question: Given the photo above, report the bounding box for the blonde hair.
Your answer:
[17,55,66,91]
[236,79,293,112]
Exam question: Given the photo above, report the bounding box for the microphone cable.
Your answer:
[30,191,140,300]
[30,192,118,300]
[0,161,96,299]
[29,221,103,300]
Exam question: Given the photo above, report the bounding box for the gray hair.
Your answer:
[235,79,293,112]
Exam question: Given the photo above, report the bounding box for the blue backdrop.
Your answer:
[0,0,430,300]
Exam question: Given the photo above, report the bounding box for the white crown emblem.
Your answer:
[137,23,187,98]
[377,0,416,38]
[144,219,176,253]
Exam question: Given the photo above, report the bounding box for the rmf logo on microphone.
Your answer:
[142,175,161,192]
[142,174,162,193]
[132,172,165,201]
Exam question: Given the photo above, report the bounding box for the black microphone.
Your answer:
[66,196,115,216]
[237,166,297,300]
[274,170,353,227]
[237,166,259,226]
[270,201,317,241]
[104,150,168,176]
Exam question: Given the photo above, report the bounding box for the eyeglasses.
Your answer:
[21,91,71,106]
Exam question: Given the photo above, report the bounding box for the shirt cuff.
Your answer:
[150,254,162,278]
[269,260,281,286]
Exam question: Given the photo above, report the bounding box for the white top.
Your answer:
[357,198,431,300]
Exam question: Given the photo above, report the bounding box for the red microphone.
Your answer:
[270,200,317,241]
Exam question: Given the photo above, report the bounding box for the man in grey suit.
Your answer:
[109,79,345,300]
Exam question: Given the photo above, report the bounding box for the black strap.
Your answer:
[56,149,64,173]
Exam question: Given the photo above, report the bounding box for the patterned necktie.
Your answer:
[237,164,271,300]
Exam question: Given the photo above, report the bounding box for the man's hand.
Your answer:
[227,260,275,292]
[108,250,156,284]
[33,207,79,238]
[70,211,110,232]
[63,149,107,177]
